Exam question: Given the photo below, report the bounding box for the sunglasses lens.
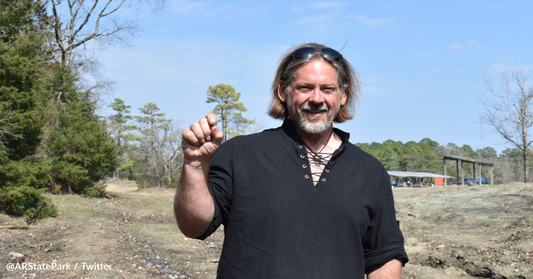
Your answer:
[292,47,316,61]
[291,47,343,62]
[321,48,343,61]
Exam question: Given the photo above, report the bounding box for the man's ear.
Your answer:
[277,83,287,102]
[340,89,347,106]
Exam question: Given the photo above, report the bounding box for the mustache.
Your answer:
[301,103,328,112]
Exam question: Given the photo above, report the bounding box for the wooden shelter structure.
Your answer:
[442,155,494,186]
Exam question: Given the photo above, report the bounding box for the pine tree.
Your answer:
[206,84,254,141]
[108,98,137,178]
[0,0,57,221]
[0,0,50,159]
[45,68,117,194]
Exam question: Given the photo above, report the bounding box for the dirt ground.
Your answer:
[1,180,532,279]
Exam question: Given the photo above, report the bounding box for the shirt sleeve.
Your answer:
[362,168,409,274]
[194,141,234,240]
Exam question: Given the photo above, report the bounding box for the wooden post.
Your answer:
[444,159,447,186]
[459,160,465,186]
[490,166,494,185]
[473,163,476,185]
[480,164,483,185]
[456,160,460,185]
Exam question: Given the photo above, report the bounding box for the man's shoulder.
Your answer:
[225,126,283,145]
[345,142,387,169]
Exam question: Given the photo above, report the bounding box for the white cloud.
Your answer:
[295,12,338,29]
[292,1,348,12]
[167,0,250,18]
[448,40,484,51]
[486,63,533,73]
[362,75,424,98]
[292,2,393,29]
[486,63,511,72]
[347,14,392,26]
[426,66,464,72]
[168,0,212,16]
[311,1,348,10]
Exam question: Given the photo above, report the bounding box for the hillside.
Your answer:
[1,181,532,278]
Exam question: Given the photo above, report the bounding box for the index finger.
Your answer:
[205,113,217,126]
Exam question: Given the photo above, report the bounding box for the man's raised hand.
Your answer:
[181,113,223,163]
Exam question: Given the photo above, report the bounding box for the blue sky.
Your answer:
[97,0,533,153]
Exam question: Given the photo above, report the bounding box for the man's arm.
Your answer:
[367,258,403,279]
[174,113,223,238]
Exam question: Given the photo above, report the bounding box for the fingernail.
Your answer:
[200,139,205,144]
[206,136,211,141]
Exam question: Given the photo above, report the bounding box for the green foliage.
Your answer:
[206,84,255,141]
[0,1,117,220]
[0,157,52,188]
[358,139,440,173]
[45,92,117,193]
[108,98,137,178]
[82,184,106,198]
[0,0,49,160]
[0,186,57,222]
[356,138,533,183]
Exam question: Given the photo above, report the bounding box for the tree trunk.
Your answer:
[523,149,529,183]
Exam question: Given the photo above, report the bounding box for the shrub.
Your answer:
[82,184,106,198]
[0,158,53,189]
[0,186,57,222]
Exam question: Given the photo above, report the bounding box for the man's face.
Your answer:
[279,58,347,135]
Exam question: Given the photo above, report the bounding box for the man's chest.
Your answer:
[230,152,374,235]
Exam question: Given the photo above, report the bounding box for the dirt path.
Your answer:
[1,180,222,279]
[1,180,532,278]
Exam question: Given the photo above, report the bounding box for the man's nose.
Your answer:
[308,89,325,103]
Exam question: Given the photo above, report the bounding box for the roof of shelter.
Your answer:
[442,155,494,166]
[387,171,455,179]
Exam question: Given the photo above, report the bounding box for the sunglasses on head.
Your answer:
[291,47,343,62]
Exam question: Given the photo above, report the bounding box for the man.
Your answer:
[175,43,408,278]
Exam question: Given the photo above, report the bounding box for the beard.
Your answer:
[297,102,332,134]
[287,93,339,134]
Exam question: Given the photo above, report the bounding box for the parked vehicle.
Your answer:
[477,177,490,184]
[448,178,490,185]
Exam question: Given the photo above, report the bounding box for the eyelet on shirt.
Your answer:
[298,145,303,149]
[302,164,307,168]
[304,174,310,179]
[325,169,330,173]
[300,154,306,159]
[321,178,326,182]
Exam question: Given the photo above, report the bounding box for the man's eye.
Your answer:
[298,86,311,93]
[322,87,336,94]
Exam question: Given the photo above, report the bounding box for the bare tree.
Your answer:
[47,0,164,68]
[43,0,165,121]
[136,119,182,187]
[480,67,533,182]
[158,120,183,186]
[133,103,182,187]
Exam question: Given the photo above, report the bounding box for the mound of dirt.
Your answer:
[396,183,533,279]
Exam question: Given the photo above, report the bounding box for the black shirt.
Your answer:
[199,120,408,278]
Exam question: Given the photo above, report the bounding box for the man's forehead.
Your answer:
[292,80,339,86]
